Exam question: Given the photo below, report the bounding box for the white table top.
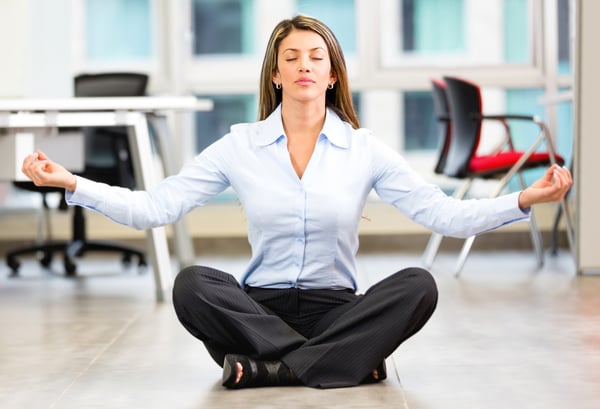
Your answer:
[0,96,213,112]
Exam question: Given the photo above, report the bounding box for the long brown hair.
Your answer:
[258,15,360,129]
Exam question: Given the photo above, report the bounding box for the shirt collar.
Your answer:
[254,104,351,149]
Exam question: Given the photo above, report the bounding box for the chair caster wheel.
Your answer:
[7,256,20,276]
[40,251,53,268]
[122,253,132,267]
[64,256,77,277]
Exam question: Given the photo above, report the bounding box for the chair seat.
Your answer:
[468,151,565,177]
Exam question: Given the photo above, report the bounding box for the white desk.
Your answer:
[0,96,213,301]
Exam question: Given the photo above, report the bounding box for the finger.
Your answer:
[21,153,38,170]
[553,171,571,199]
[554,171,570,195]
[562,166,573,185]
[556,167,571,188]
[37,150,50,161]
[30,163,51,186]
[30,160,48,178]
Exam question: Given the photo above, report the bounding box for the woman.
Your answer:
[22,15,572,389]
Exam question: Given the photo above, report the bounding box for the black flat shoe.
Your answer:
[222,354,300,389]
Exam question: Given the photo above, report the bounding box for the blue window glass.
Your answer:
[506,88,549,188]
[557,0,572,74]
[195,94,256,153]
[503,0,530,64]
[404,92,437,151]
[192,0,254,55]
[295,0,356,53]
[402,0,464,53]
[85,0,152,61]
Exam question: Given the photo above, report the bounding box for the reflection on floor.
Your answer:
[1,249,599,409]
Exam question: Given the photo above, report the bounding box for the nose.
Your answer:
[298,55,311,72]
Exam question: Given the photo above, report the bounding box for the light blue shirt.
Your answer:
[67,105,528,290]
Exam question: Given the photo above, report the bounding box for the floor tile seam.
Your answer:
[47,311,142,409]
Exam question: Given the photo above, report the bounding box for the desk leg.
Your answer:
[147,114,195,267]
[127,113,173,302]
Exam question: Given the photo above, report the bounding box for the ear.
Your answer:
[329,71,337,86]
[272,71,281,86]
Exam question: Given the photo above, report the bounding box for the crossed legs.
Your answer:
[172,265,438,389]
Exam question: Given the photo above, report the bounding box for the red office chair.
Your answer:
[422,76,567,276]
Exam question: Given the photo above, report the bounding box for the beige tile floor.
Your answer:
[0,247,599,409]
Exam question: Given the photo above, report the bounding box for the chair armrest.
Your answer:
[480,114,536,122]
[474,113,552,153]
[475,113,561,165]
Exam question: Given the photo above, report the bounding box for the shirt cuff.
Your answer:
[65,176,96,206]
[494,191,531,222]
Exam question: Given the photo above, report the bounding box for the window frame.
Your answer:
[71,0,572,177]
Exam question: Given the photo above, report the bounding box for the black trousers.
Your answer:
[172,265,438,388]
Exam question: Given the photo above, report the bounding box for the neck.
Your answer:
[280,102,326,138]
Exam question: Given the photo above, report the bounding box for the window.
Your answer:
[295,0,357,53]
[503,0,530,64]
[381,0,533,67]
[195,94,256,152]
[401,0,464,54]
[84,0,153,61]
[192,0,254,55]
[404,92,436,151]
[557,0,573,75]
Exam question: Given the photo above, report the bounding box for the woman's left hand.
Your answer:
[518,164,572,210]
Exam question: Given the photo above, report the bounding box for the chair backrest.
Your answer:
[74,72,148,97]
[431,78,451,174]
[442,76,483,178]
[73,72,149,188]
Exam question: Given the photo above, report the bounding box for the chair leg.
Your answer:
[558,197,575,257]
[6,242,68,276]
[454,236,476,277]
[550,205,562,255]
[422,232,443,268]
[528,209,545,269]
[454,209,545,277]
[423,179,473,270]
[550,192,575,257]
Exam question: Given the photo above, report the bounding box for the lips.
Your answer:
[295,77,315,86]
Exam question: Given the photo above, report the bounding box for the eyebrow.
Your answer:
[282,47,326,53]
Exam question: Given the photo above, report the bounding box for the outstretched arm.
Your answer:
[518,164,572,210]
[21,150,78,192]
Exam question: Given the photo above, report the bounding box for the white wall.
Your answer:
[574,0,600,273]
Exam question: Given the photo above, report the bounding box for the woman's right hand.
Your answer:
[21,150,78,192]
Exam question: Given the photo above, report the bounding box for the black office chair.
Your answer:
[431,78,452,175]
[6,73,148,276]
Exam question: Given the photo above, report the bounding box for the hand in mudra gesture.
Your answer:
[21,150,77,192]
[518,164,572,209]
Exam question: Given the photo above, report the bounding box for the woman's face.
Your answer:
[273,29,335,105]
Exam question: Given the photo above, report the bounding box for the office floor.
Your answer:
[1,247,599,409]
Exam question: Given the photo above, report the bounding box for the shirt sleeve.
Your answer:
[66,138,232,230]
[369,136,529,238]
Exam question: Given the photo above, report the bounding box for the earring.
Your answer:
[275,83,281,90]
[327,83,334,90]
